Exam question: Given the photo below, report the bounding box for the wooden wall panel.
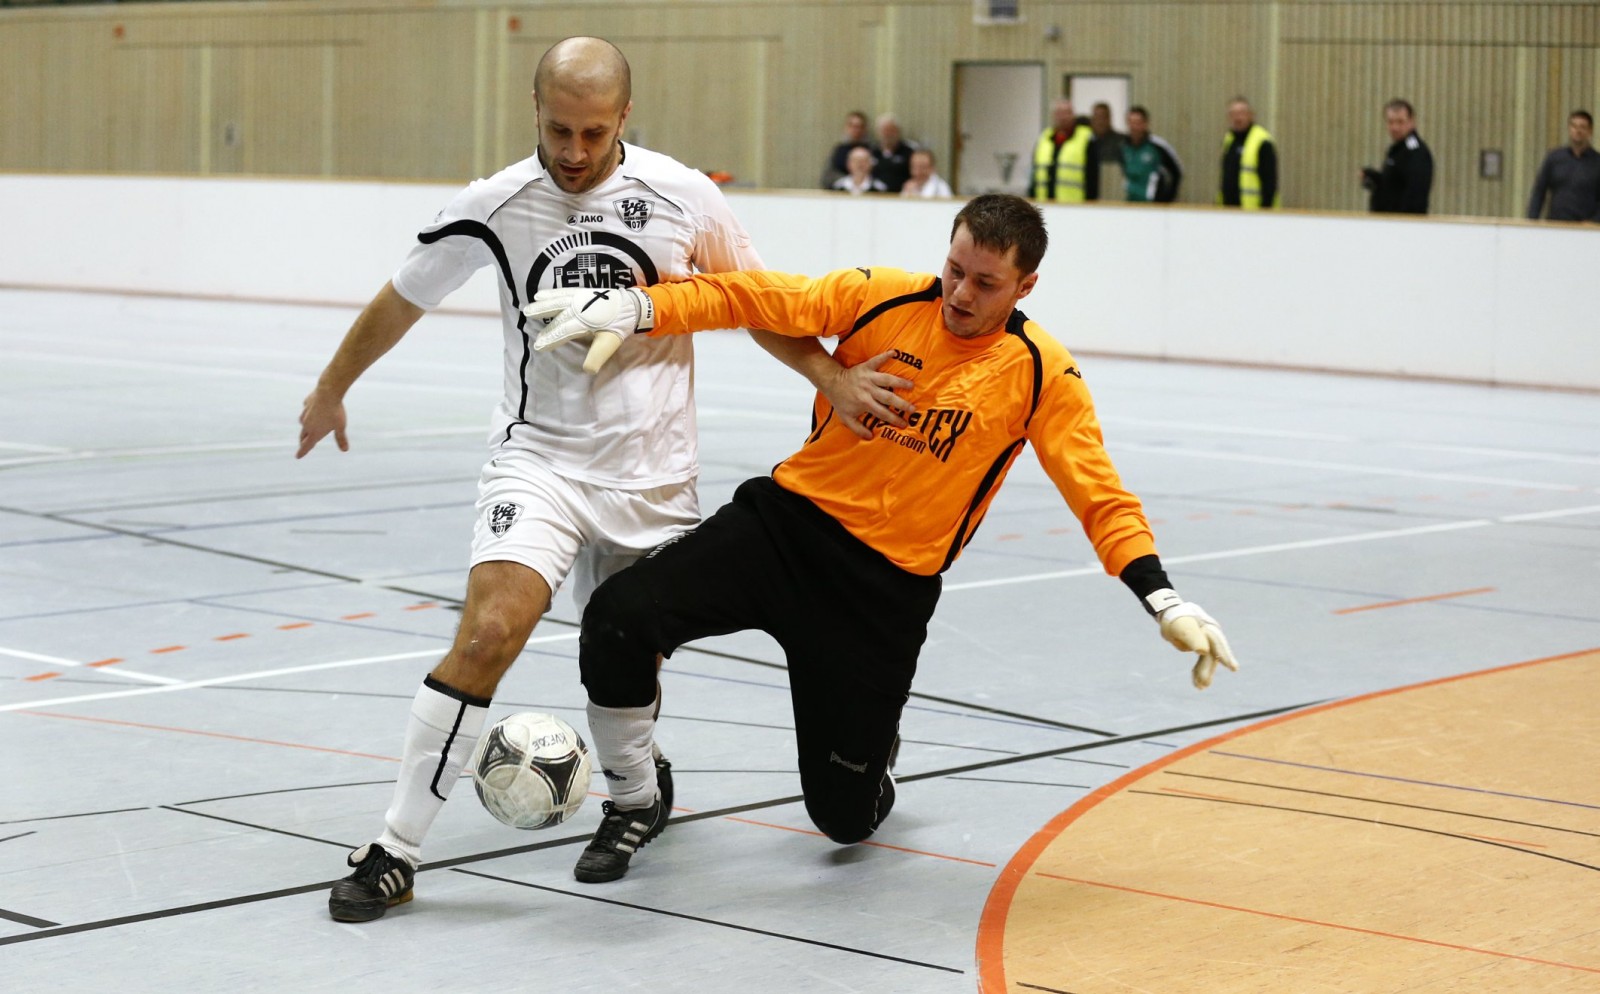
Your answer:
[1,0,1596,220]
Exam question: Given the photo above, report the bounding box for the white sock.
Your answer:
[376,677,489,866]
[586,699,658,810]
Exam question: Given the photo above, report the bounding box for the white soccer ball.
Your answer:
[470,712,593,830]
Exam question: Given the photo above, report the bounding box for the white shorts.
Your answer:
[470,451,699,611]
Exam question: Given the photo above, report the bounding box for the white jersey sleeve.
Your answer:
[685,176,764,275]
[390,178,508,310]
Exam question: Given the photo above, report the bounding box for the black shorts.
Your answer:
[580,476,942,842]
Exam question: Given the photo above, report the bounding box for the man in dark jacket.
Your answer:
[1527,110,1600,222]
[1361,99,1433,214]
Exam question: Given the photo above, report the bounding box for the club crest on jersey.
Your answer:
[613,197,654,232]
[488,501,522,537]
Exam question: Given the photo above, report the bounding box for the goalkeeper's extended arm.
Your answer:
[522,286,655,373]
[1121,554,1240,690]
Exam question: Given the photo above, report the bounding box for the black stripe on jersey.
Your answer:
[939,437,1026,573]
[419,221,520,309]
[1002,309,1045,429]
[838,276,942,345]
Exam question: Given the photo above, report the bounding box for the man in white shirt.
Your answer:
[299,36,914,923]
[900,148,953,198]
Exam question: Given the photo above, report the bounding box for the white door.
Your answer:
[1068,75,1131,201]
[954,62,1044,196]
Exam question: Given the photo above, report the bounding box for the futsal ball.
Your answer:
[470,712,592,830]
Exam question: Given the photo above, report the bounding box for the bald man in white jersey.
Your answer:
[299,36,913,923]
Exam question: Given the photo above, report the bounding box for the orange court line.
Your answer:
[149,645,186,654]
[1464,833,1548,849]
[341,612,376,620]
[277,622,314,630]
[1335,586,1495,615]
[18,710,401,762]
[25,672,61,682]
[87,658,123,667]
[724,816,997,867]
[1036,872,1600,975]
[213,633,250,642]
[403,603,439,611]
[974,644,1600,993]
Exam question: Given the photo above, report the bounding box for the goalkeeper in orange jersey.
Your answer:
[523,193,1239,883]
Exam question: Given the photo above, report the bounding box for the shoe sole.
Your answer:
[328,887,413,922]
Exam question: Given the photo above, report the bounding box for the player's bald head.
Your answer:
[534,37,631,112]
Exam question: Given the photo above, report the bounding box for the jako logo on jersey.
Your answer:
[488,502,522,536]
[567,213,604,225]
[890,348,924,370]
[613,197,654,231]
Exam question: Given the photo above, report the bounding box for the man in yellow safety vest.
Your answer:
[1030,98,1099,203]
[1219,97,1278,209]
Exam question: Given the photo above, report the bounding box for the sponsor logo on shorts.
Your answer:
[602,767,627,782]
[613,197,654,232]
[488,501,522,537]
[828,751,868,774]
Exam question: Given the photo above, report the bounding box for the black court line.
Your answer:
[0,806,151,827]
[452,868,965,974]
[173,780,405,807]
[0,907,59,929]
[0,831,38,844]
[0,702,1319,948]
[1133,790,1600,874]
[948,777,1091,789]
[1052,756,1130,768]
[1163,771,1600,839]
[158,806,359,849]
[1017,982,1078,994]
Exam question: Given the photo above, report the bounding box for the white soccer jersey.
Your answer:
[391,143,763,488]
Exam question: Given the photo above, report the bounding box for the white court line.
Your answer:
[1111,442,1582,492]
[0,349,485,395]
[1103,416,1355,442]
[1396,441,1600,466]
[0,631,573,714]
[0,646,180,685]
[0,440,70,454]
[1498,503,1600,523]
[0,427,483,468]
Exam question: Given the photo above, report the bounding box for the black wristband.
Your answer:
[1119,554,1172,614]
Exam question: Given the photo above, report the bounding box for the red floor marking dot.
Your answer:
[25,672,62,682]
[87,658,123,668]
[214,633,250,641]
[150,645,186,654]
[277,622,313,631]
[403,603,439,611]
[341,612,376,620]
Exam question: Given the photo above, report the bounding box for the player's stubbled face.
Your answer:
[536,87,630,195]
[940,225,1037,339]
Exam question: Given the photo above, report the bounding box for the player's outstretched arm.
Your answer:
[748,336,916,440]
[297,281,424,458]
[1145,588,1240,689]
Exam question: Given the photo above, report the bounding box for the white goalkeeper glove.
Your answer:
[521,286,655,373]
[1145,589,1239,690]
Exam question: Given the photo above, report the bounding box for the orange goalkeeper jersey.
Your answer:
[644,267,1158,577]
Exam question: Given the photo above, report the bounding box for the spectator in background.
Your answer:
[871,114,920,193]
[901,148,953,198]
[1361,99,1432,214]
[1526,110,1600,222]
[1090,101,1128,175]
[821,110,871,190]
[1219,97,1278,209]
[1029,98,1099,203]
[1122,106,1183,203]
[834,145,888,195]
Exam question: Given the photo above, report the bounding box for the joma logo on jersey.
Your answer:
[890,348,924,370]
[554,252,637,289]
[613,197,654,231]
[567,213,604,225]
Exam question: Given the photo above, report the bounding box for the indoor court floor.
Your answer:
[2,288,1597,993]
